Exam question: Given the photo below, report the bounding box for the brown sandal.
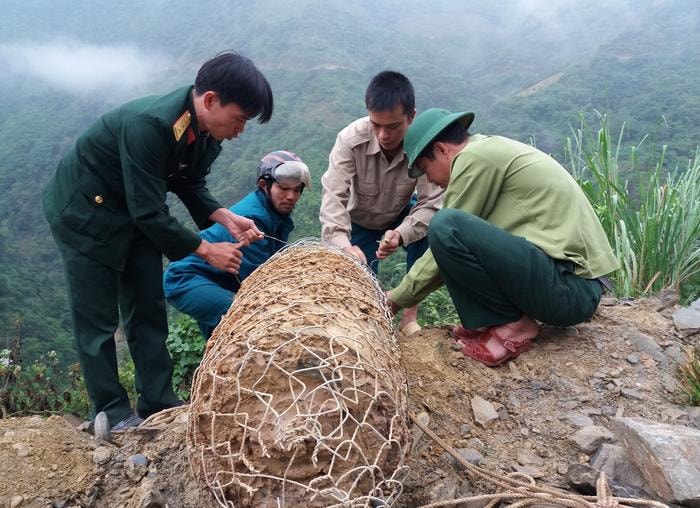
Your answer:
[459,329,534,367]
[451,325,487,342]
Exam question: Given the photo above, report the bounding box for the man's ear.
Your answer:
[406,108,417,125]
[258,180,267,193]
[203,91,218,110]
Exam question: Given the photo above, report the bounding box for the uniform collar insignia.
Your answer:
[172,110,192,141]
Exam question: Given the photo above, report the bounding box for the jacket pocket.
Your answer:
[60,174,124,242]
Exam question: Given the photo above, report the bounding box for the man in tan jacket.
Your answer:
[320,71,444,333]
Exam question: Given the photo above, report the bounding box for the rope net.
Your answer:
[187,240,411,507]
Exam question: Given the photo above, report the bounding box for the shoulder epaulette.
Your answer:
[172,111,192,141]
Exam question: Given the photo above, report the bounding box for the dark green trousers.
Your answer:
[428,209,603,328]
[53,230,179,426]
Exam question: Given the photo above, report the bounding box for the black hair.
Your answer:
[418,121,470,160]
[194,51,273,123]
[364,71,415,114]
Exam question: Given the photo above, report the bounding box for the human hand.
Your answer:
[195,240,244,274]
[376,229,402,260]
[343,245,367,264]
[209,208,264,244]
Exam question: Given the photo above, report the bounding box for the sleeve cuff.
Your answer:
[391,280,420,308]
[329,234,352,249]
[395,222,420,246]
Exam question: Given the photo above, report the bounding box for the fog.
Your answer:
[0,40,169,95]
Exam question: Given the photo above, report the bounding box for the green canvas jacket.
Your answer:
[392,134,619,307]
[42,86,223,271]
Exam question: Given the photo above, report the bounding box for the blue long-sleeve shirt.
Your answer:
[163,189,293,298]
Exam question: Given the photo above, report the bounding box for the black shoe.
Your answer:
[137,399,186,420]
[111,413,144,432]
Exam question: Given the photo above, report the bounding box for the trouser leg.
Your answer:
[118,233,179,418]
[428,209,603,328]
[166,280,234,340]
[350,222,382,274]
[351,198,428,275]
[55,238,132,426]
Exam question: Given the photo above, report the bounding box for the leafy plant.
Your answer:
[679,348,700,406]
[0,349,89,418]
[417,288,459,327]
[166,315,206,400]
[567,113,700,298]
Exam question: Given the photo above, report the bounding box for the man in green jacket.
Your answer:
[388,109,619,367]
[42,52,271,430]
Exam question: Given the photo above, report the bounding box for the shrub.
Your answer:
[679,348,700,406]
[0,349,89,418]
[166,315,206,400]
[567,113,700,298]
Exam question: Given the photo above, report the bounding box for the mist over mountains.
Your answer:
[0,0,698,362]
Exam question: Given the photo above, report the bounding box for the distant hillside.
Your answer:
[482,0,700,161]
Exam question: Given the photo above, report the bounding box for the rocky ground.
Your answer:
[1,295,699,508]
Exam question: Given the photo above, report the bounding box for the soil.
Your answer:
[1,296,697,508]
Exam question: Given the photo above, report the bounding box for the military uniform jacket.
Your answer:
[42,86,223,271]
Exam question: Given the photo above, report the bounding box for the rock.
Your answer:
[467,438,484,450]
[561,412,594,428]
[687,406,700,429]
[471,396,499,428]
[564,463,653,499]
[512,465,545,478]
[139,487,166,508]
[128,454,149,467]
[517,449,544,467]
[12,443,31,458]
[93,411,111,443]
[459,423,471,438]
[426,476,459,503]
[664,345,687,366]
[527,380,552,391]
[589,443,645,488]
[411,411,430,451]
[626,353,640,365]
[447,448,484,468]
[692,298,700,312]
[661,373,677,393]
[672,307,700,333]
[508,393,521,408]
[92,445,112,465]
[620,388,644,400]
[627,332,666,364]
[565,463,598,494]
[570,425,615,454]
[10,496,23,508]
[613,417,700,506]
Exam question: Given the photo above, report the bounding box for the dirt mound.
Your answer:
[1,298,697,507]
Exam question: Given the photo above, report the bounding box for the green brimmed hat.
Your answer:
[405,108,474,178]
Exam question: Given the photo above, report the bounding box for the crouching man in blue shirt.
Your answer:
[164,150,311,338]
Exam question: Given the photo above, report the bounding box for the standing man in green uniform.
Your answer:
[388,108,618,367]
[42,52,272,430]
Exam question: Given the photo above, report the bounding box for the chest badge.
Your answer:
[172,111,191,141]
